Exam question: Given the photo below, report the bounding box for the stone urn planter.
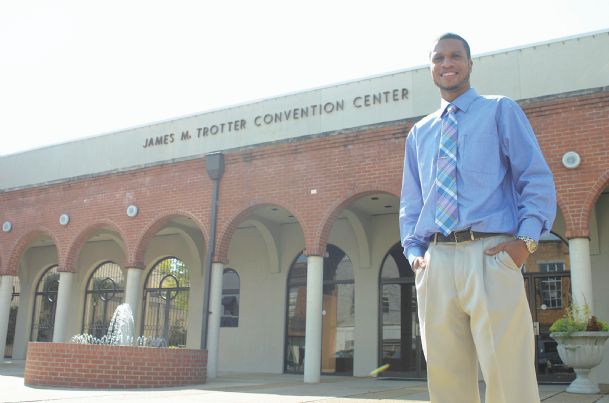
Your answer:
[550,331,609,394]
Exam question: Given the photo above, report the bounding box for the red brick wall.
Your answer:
[1,88,608,273]
[523,90,609,238]
[24,342,207,388]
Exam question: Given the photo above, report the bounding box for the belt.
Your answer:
[433,229,506,244]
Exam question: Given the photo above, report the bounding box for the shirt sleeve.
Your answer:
[498,98,557,241]
[399,126,427,265]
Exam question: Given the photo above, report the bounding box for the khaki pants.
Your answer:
[415,235,540,403]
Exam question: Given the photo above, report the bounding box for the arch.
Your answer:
[215,201,305,264]
[6,227,60,275]
[571,169,609,238]
[311,187,399,258]
[555,194,573,238]
[131,210,208,269]
[64,219,127,273]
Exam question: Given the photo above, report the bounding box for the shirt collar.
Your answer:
[440,88,479,115]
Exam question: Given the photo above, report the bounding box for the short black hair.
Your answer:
[433,33,471,60]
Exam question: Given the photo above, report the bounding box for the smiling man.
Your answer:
[399,33,556,403]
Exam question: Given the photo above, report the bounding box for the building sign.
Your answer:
[142,88,409,149]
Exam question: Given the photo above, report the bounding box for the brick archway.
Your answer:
[64,219,127,273]
[309,187,399,257]
[215,201,305,264]
[130,210,208,269]
[5,227,60,276]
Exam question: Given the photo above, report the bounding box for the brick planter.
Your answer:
[24,342,207,389]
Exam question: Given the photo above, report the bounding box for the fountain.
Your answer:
[24,303,207,388]
[106,303,135,346]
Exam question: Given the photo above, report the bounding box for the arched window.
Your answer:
[221,269,240,327]
[5,277,20,358]
[285,244,354,375]
[30,265,59,342]
[82,262,125,337]
[141,257,190,347]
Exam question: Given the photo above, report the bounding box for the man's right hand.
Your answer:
[412,256,427,272]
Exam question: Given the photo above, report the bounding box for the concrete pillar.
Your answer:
[125,267,144,330]
[53,271,74,342]
[568,238,594,312]
[206,262,224,379]
[304,255,323,383]
[0,275,14,357]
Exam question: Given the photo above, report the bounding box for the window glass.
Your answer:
[221,269,240,327]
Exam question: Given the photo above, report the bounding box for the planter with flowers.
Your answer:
[549,304,609,394]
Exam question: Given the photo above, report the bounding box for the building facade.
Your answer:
[1,30,608,385]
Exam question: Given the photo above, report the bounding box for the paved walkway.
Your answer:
[1,360,607,402]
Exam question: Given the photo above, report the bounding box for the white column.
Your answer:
[569,238,594,312]
[304,255,323,383]
[125,268,144,330]
[0,275,14,357]
[53,271,74,342]
[206,262,224,379]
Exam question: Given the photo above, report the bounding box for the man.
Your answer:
[399,33,556,403]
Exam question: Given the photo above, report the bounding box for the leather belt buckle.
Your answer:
[434,229,477,244]
[454,229,475,243]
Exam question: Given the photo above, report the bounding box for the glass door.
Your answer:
[379,243,426,379]
[523,233,575,383]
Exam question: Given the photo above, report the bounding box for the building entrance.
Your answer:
[378,243,426,379]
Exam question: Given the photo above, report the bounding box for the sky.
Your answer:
[1,0,608,156]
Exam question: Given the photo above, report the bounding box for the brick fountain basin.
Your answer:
[24,342,207,389]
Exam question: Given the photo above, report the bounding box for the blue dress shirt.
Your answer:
[399,88,556,265]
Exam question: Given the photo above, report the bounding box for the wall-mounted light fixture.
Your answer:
[2,221,12,232]
[562,151,581,169]
[59,214,70,226]
[127,205,139,218]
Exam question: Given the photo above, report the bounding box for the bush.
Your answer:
[550,303,609,333]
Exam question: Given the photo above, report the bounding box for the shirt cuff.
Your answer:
[406,245,426,267]
[517,218,544,242]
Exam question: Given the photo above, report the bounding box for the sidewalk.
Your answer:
[1,360,607,402]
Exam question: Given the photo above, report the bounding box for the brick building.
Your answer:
[1,30,608,385]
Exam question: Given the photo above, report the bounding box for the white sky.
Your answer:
[1,0,608,156]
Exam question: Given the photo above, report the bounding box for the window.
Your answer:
[539,262,565,273]
[539,262,565,308]
[221,269,240,327]
[82,262,125,337]
[141,257,190,347]
[31,265,59,342]
[382,296,390,313]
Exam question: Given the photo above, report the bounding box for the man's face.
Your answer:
[430,38,473,101]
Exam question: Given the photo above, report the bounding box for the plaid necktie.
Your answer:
[435,104,459,236]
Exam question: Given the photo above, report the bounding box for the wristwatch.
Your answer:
[516,236,538,254]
